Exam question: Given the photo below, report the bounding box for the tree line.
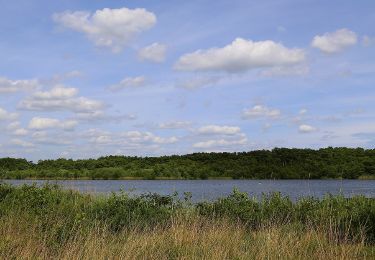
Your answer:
[1,147,375,179]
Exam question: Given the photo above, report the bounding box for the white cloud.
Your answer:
[19,97,104,113]
[28,117,78,131]
[6,121,21,130]
[121,131,178,144]
[0,107,18,121]
[6,122,29,136]
[197,125,241,135]
[10,139,34,148]
[158,121,192,129]
[13,128,29,136]
[259,65,309,77]
[242,105,281,119]
[192,125,248,151]
[175,38,305,73]
[0,77,39,93]
[18,85,104,113]
[299,109,308,115]
[85,129,178,147]
[138,43,167,63]
[82,128,110,137]
[298,124,317,133]
[90,134,113,145]
[193,137,247,149]
[83,129,113,145]
[53,7,156,52]
[311,28,357,53]
[108,76,146,92]
[31,131,72,145]
[33,85,78,99]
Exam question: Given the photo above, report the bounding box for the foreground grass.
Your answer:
[0,184,374,259]
[2,217,374,259]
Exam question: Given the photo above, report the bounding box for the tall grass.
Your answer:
[0,184,374,259]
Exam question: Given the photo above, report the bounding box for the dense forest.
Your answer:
[1,147,375,179]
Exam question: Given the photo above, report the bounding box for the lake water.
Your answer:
[3,179,375,202]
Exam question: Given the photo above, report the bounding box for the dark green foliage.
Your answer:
[0,158,32,171]
[1,147,375,179]
[91,192,179,231]
[197,190,375,242]
[197,189,261,225]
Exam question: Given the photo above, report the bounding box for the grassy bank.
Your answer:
[0,184,374,259]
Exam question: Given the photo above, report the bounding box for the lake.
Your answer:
[3,179,375,202]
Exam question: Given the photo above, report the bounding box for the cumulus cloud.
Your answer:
[298,124,317,133]
[0,107,18,121]
[19,97,104,113]
[6,121,29,136]
[82,128,112,144]
[6,121,21,130]
[191,124,248,151]
[84,129,178,147]
[10,139,34,148]
[138,43,167,63]
[242,105,281,119]
[12,128,29,136]
[90,134,113,145]
[28,117,78,131]
[13,128,28,136]
[33,85,78,99]
[193,137,247,149]
[121,131,178,144]
[299,109,308,115]
[197,125,241,135]
[108,76,146,92]
[0,77,39,93]
[158,121,192,129]
[53,7,156,52]
[31,131,73,145]
[18,85,104,113]
[311,28,357,53]
[175,38,305,73]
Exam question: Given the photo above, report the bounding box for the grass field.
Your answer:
[0,183,374,259]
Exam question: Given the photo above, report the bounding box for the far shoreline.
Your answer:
[2,175,375,181]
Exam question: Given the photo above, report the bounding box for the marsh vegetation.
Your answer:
[0,184,374,259]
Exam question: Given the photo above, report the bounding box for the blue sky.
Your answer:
[0,0,375,160]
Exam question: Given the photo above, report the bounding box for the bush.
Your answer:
[0,184,374,243]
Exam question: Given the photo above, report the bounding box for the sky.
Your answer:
[0,0,375,160]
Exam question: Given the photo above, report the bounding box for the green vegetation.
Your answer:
[0,184,374,258]
[1,147,375,179]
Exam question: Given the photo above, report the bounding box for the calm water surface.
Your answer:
[3,179,375,202]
